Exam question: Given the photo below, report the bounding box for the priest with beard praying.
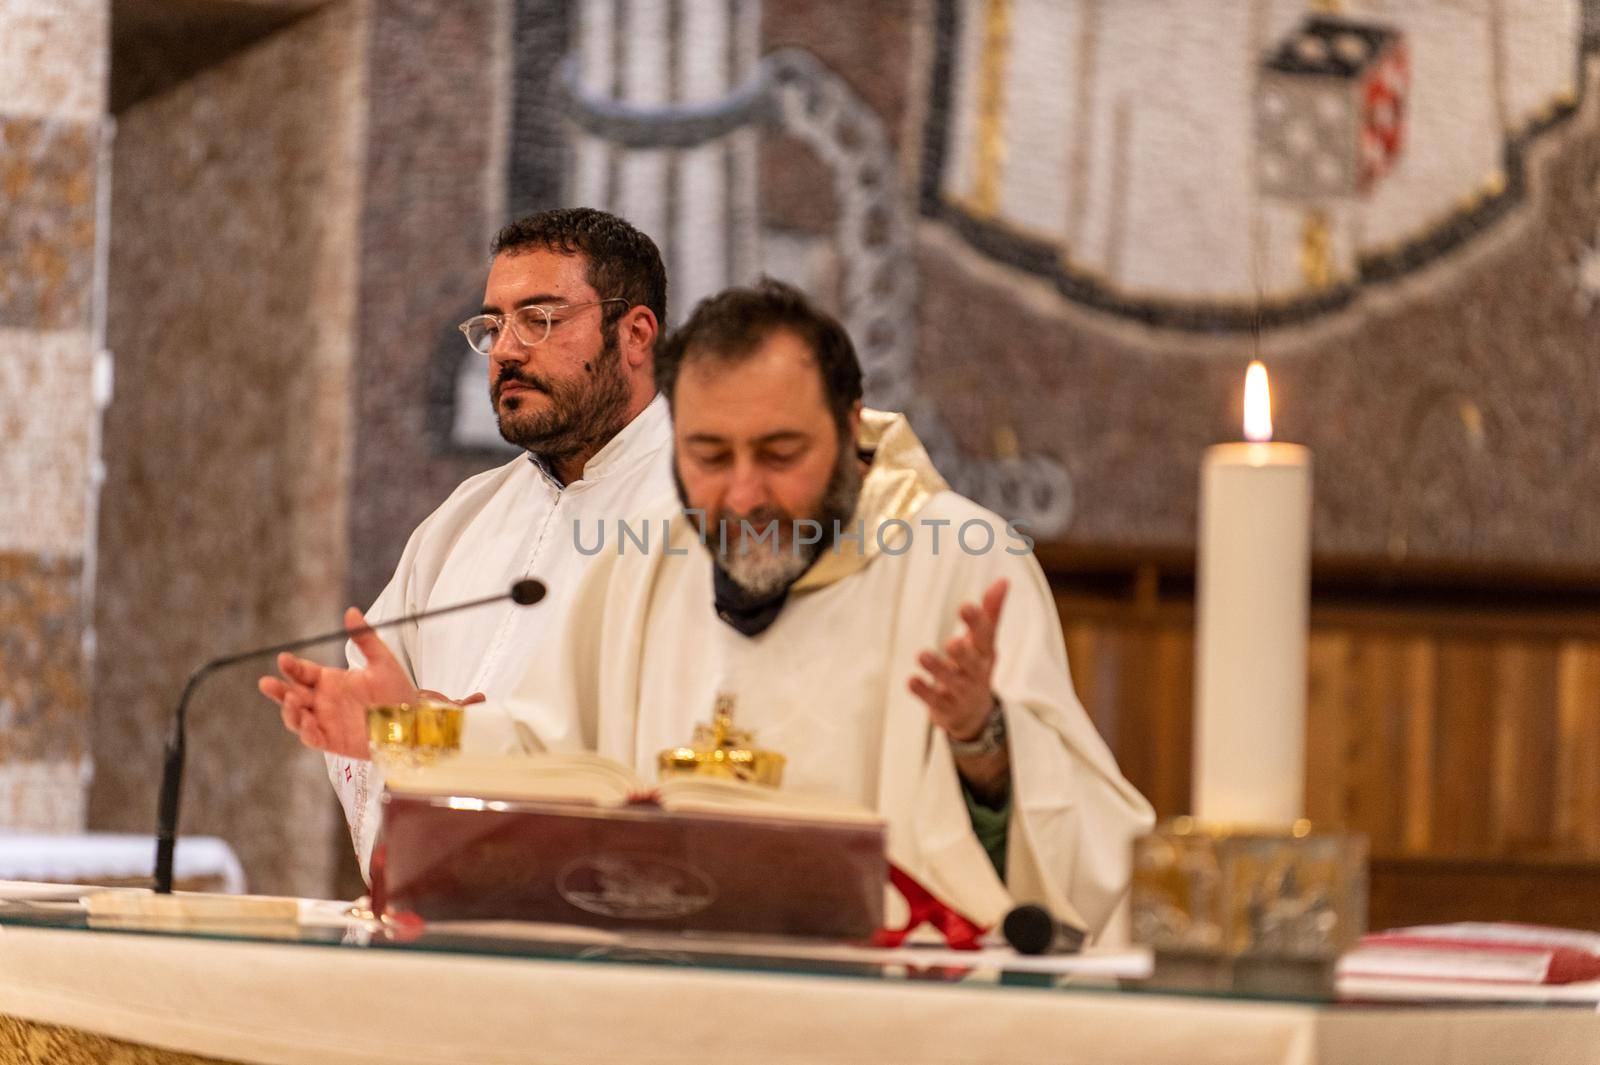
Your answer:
[276,279,1154,938]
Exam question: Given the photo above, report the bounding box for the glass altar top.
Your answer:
[0,888,1587,1011]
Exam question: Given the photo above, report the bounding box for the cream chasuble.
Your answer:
[470,411,1155,936]
[329,396,674,873]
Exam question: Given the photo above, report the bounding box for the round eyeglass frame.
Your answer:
[457,297,630,355]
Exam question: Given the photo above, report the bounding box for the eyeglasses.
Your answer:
[457,298,629,355]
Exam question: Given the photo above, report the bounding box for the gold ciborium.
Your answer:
[657,694,785,787]
[366,701,464,771]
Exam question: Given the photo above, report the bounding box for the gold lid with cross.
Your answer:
[657,693,786,787]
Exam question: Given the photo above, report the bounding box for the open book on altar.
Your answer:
[380,751,883,823]
[370,753,888,941]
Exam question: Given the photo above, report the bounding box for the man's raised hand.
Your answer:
[907,578,1009,741]
[257,607,418,760]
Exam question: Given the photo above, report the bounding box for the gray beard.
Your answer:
[679,439,864,599]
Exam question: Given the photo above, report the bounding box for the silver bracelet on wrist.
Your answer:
[948,697,1006,758]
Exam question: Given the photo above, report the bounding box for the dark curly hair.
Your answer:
[655,279,864,437]
[491,208,667,331]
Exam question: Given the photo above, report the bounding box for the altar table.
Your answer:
[0,894,1595,1065]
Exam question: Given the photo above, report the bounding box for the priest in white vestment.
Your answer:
[463,281,1152,936]
[269,278,1153,937]
[260,208,675,872]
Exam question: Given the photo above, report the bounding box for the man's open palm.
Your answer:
[258,608,418,760]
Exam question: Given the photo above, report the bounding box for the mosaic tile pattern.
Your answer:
[349,0,506,608]
[0,0,108,835]
[758,0,921,259]
[0,327,95,554]
[764,0,919,151]
[0,758,90,832]
[88,6,359,897]
[0,0,109,122]
[0,116,98,330]
[915,64,1600,565]
[0,554,87,767]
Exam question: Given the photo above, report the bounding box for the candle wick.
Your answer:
[1252,278,1264,362]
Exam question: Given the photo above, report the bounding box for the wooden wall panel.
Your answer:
[1430,637,1497,855]
[1368,857,1600,931]
[1303,633,1352,831]
[1059,604,1195,819]
[1555,642,1600,852]
[1349,639,1412,855]
[1048,569,1600,927]
[1399,639,1437,854]
[1491,643,1561,852]
[1147,628,1194,817]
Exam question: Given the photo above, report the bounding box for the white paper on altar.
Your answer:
[0,880,95,903]
[1336,975,1600,1005]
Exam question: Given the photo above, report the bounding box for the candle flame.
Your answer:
[1243,361,1273,442]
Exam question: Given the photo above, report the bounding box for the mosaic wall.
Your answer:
[0,0,109,831]
[916,0,1600,563]
[386,0,1600,586]
[349,0,510,608]
[400,0,1072,593]
[87,3,361,897]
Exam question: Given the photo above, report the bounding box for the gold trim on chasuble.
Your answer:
[790,409,950,595]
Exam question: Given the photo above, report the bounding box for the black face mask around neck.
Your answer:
[710,562,797,637]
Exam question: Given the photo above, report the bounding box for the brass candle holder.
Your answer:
[657,694,786,787]
[1130,818,1367,995]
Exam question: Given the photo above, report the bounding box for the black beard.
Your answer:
[492,330,630,461]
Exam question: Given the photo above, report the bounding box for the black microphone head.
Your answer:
[510,579,547,606]
[1002,904,1059,955]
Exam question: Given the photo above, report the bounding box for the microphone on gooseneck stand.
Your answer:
[1002,903,1088,956]
[153,579,547,895]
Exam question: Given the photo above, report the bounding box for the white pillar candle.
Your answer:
[1193,362,1313,825]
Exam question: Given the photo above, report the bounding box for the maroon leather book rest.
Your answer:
[371,790,888,941]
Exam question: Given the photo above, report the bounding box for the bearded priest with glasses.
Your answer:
[259,207,675,876]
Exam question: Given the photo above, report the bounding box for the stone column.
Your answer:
[88,4,361,898]
[0,0,111,830]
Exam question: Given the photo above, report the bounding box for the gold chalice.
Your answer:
[366,701,464,771]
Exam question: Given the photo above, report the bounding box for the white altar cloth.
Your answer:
[1,918,1597,1065]
[0,834,245,892]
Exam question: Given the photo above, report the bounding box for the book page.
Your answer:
[657,775,882,825]
[385,754,883,826]
[385,752,642,805]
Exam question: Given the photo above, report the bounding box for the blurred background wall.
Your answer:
[2,0,1598,914]
[88,0,362,897]
[0,0,109,834]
